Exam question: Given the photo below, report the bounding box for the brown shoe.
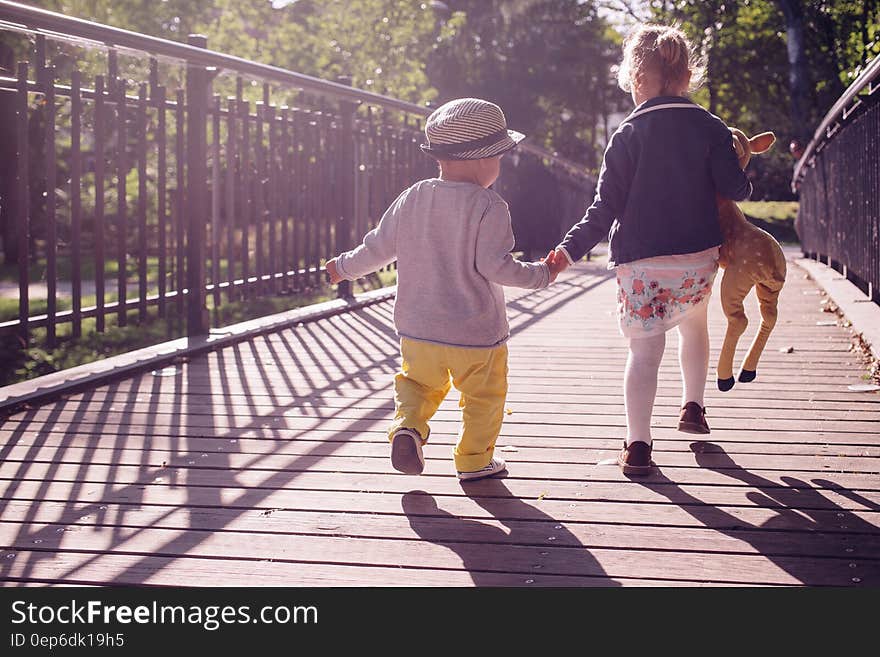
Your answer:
[617,440,655,475]
[678,402,710,434]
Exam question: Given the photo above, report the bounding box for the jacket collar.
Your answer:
[622,96,707,124]
[635,95,697,112]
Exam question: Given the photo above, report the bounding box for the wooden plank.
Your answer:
[33,365,866,396]
[0,521,874,586]
[1,474,878,535]
[2,443,879,483]
[2,424,879,471]
[0,376,793,409]
[1,446,876,491]
[3,418,876,451]
[16,392,878,422]
[57,381,880,406]
[4,499,874,559]
[0,549,696,587]
[4,408,877,437]
[2,461,878,516]
[4,428,878,459]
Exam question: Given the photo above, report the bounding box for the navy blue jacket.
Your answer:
[558,96,752,266]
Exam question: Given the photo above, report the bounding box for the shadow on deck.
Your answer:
[0,259,878,587]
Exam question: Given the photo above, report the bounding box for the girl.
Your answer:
[550,24,751,475]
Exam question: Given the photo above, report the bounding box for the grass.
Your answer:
[738,201,799,224]
[0,269,397,387]
[1,292,118,322]
[738,201,799,244]
[0,255,161,284]
[0,297,72,322]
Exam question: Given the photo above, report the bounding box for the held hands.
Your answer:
[325,258,343,285]
[541,249,570,283]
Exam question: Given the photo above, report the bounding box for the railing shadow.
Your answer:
[637,441,879,586]
[0,310,402,584]
[402,479,619,586]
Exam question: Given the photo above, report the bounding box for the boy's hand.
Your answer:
[325,258,343,285]
[542,249,570,283]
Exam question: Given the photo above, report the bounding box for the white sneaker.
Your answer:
[457,457,507,481]
[390,428,425,475]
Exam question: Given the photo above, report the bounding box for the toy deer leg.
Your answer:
[739,280,782,382]
[717,268,753,392]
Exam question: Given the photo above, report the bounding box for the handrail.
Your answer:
[0,0,591,180]
[792,53,880,190]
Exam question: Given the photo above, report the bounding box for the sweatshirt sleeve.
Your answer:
[709,125,753,202]
[335,190,404,281]
[475,200,550,289]
[557,128,630,263]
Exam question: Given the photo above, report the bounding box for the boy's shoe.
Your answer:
[617,440,655,476]
[457,457,507,481]
[390,428,425,475]
[678,402,711,434]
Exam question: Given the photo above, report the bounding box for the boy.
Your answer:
[325,98,564,481]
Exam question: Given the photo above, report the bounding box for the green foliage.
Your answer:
[29,0,215,41]
[649,0,880,198]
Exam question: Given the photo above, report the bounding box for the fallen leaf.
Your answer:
[537,491,548,501]
[505,408,514,415]
[847,383,880,392]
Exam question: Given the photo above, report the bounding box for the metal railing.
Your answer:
[793,54,880,302]
[0,0,594,357]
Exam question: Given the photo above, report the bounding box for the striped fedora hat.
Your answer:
[420,98,526,160]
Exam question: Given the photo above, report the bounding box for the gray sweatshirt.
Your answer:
[336,178,550,348]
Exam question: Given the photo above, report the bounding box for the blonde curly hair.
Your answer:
[617,24,705,96]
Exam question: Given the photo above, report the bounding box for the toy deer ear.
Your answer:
[749,132,776,155]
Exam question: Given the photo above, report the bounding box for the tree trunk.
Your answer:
[775,0,810,142]
[705,47,717,116]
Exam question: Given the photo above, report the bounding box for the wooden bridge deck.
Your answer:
[1,258,878,587]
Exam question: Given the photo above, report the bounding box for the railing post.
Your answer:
[15,62,29,347]
[185,34,210,335]
[336,76,355,300]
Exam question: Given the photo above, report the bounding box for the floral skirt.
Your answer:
[616,246,720,338]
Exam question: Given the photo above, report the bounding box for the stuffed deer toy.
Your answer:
[716,128,787,391]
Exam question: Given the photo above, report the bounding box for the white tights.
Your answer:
[624,303,710,446]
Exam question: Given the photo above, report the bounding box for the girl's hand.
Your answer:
[325,258,343,285]
[545,249,570,282]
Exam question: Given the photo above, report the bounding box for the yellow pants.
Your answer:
[389,338,508,472]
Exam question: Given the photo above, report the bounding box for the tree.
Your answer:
[200,0,450,105]
[427,0,624,167]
